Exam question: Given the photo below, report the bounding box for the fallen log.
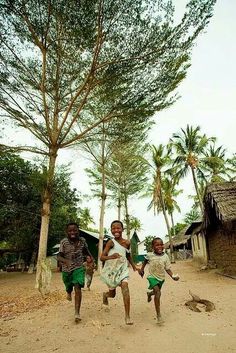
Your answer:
[185,290,215,312]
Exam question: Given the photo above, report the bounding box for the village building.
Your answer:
[130,230,140,262]
[165,227,192,260]
[136,239,146,263]
[202,182,236,276]
[185,220,208,265]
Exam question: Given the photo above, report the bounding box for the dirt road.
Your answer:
[1,260,235,353]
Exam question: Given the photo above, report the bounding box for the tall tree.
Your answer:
[170,125,215,214]
[0,0,216,292]
[161,176,182,239]
[0,153,81,266]
[129,216,142,233]
[106,141,149,240]
[202,144,234,183]
[146,144,175,261]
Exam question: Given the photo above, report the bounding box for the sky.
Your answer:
[2,0,236,241]
[59,0,235,241]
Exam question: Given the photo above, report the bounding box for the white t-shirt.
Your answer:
[145,252,171,280]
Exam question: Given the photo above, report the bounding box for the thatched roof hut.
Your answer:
[203,182,236,228]
[203,182,236,276]
[165,227,191,249]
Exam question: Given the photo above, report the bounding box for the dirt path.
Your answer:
[1,260,236,353]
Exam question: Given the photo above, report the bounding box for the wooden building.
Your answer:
[185,220,208,264]
[203,182,236,276]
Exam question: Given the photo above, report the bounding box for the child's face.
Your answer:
[111,222,123,238]
[152,239,164,254]
[67,224,79,240]
[86,256,92,262]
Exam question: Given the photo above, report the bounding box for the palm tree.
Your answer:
[184,208,201,225]
[228,154,236,181]
[146,144,175,261]
[161,177,182,237]
[202,144,234,182]
[170,125,215,214]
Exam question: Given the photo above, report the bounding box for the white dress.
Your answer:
[100,239,129,289]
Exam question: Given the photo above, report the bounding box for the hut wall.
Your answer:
[207,227,236,275]
[191,233,208,264]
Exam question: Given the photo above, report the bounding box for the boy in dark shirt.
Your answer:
[57,222,93,322]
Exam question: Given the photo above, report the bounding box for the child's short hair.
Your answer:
[152,237,163,246]
[66,222,79,229]
[111,220,124,229]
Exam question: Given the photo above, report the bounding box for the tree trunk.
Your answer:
[97,131,106,273]
[191,167,204,214]
[170,212,176,262]
[170,212,176,237]
[159,187,175,263]
[35,147,57,295]
[117,193,121,221]
[98,178,106,273]
[28,250,37,274]
[124,193,130,241]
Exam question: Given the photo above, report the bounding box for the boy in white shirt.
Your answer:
[138,237,179,324]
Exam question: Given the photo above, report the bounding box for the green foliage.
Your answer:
[129,216,142,232]
[0,0,216,153]
[0,152,41,255]
[144,235,156,253]
[170,222,187,238]
[146,144,172,215]
[78,207,95,230]
[202,144,235,182]
[0,153,85,265]
[184,208,201,225]
[170,125,216,180]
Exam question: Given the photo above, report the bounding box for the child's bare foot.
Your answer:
[103,292,108,305]
[125,317,133,325]
[156,315,164,325]
[74,314,81,323]
[147,291,152,303]
[66,293,72,301]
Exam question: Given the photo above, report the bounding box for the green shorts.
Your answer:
[62,267,85,292]
[147,276,165,290]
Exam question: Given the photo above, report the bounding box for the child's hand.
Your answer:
[137,268,144,277]
[65,259,72,267]
[110,253,121,259]
[172,274,179,281]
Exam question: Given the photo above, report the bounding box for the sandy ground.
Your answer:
[1,260,236,353]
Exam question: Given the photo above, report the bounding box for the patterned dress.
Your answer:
[100,239,129,289]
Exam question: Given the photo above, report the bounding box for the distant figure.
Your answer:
[138,237,179,324]
[100,220,138,325]
[57,222,94,323]
[83,255,96,290]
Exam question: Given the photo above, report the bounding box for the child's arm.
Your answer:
[138,259,148,277]
[166,269,179,281]
[57,242,72,267]
[100,240,120,261]
[57,253,72,267]
[125,241,137,271]
[126,252,137,271]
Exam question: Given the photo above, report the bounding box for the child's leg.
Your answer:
[62,272,73,301]
[74,284,82,322]
[147,290,154,302]
[120,282,133,325]
[103,288,116,305]
[86,273,92,290]
[153,285,163,323]
[72,268,85,322]
[66,290,72,301]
